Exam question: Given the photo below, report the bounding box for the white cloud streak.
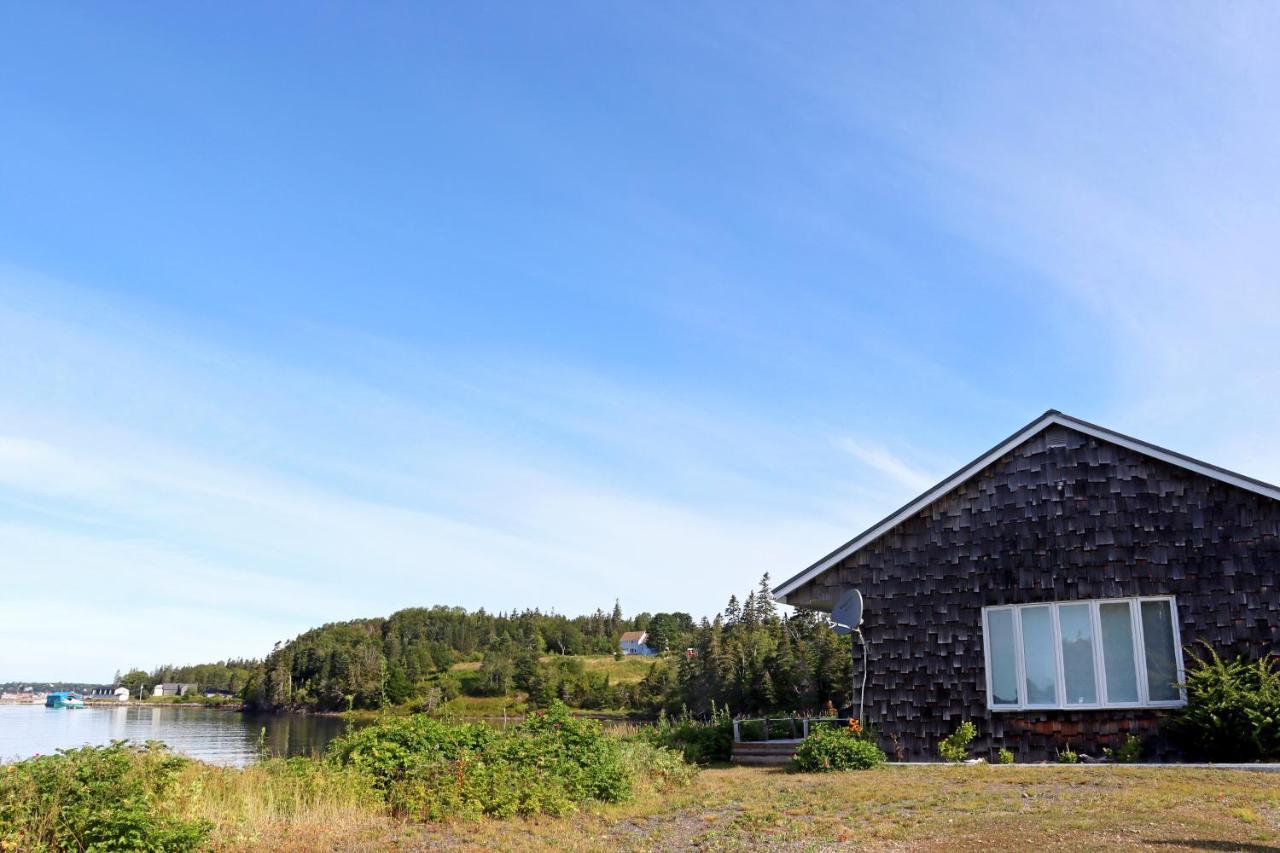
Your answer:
[835,438,936,494]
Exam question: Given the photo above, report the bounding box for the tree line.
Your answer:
[115,660,259,698]
[120,576,854,717]
[244,602,671,711]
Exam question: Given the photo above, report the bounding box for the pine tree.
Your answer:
[754,573,777,623]
[724,595,741,626]
[760,670,777,708]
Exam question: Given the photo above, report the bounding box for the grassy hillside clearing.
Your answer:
[568,654,660,684]
[448,654,661,682]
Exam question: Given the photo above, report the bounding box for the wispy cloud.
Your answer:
[835,438,937,495]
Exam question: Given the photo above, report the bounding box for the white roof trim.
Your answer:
[774,410,1280,605]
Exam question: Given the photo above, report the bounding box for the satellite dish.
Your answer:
[831,588,863,629]
[832,623,853,636]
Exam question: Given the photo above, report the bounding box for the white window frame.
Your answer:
[981,596,1185,712]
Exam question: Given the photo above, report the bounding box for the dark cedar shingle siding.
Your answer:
[786,424,1280,760]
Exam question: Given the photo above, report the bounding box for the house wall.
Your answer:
[787,425,1280,761]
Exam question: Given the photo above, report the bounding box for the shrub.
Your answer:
[1057,746,1079,764]
[326,715,498,787]
[327,701,677,818]
[1167,643,1280,762]
[938,721,976,762]
[642,707,733,765]
[793,726,886,772]
[1103,734,1142,764]
[997,747,1015,765]
[0,742,211,851]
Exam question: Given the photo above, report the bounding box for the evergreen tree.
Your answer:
[724,595,741,626]
[610,599,623,635]
[742,591,758,628]
[754,573,777,623]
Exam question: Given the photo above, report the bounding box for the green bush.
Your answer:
[996,747,1014,765]
[325,714,498,786]
[0,742,211,851]
[1103,734,1142,764]
[642,708,733,764]
[327,701,682,818]
[938,721,976,762]
[1057,746,1079,764]
[793,726,886,772]
[1168,644,1280,762]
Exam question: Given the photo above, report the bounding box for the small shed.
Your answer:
[619,631,655,656]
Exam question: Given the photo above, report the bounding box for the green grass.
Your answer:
[438,693,529,716]
[400,764,1280,851]
[448,654,664,686]
[561,654,664,684]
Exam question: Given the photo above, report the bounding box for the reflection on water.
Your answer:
[0,705,359,767]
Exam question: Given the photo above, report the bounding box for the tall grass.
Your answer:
[181,758,386,849]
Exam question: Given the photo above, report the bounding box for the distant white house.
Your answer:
[90,686,131,702]
[619,630,655,656]
[153,683,198,697]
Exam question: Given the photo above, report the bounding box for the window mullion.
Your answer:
[1013,605,1026,710]
[1051,603,1065,708]
[1132,599,1149,706]
[1089,601,1106,707]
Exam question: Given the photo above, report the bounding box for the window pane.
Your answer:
[1058,604,1097,704]
[1141,600,1180,701]
[1099,602,1140,703]
[986,609,1019,705]
[1021,606,1057,705]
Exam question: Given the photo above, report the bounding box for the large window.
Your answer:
[982,597,1184,710]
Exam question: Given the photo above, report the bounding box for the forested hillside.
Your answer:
[244,602,657,711]
[128,576,854,717]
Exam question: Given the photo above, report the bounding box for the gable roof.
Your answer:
[773,409,1280,605]
[619,631,648,643]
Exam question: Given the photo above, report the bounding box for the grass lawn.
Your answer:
[346,764,1280,852]
[436,693,529,716]
[564,654,664,684]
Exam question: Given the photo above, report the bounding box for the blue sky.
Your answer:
[3,4,1279,680]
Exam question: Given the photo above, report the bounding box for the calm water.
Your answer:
[0,705,358,767]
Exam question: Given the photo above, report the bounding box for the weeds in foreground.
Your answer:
[938,720,977,762]
[0,741,211,852]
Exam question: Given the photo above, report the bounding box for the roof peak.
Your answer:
[773,409,1280,605]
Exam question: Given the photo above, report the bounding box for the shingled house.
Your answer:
[773,410,1280,761]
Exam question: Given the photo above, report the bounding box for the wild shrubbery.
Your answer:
[0,741,212,852]
[1168,643,1280,761]
[641,706,734,764]
[326,701,691,818]
[938,721,977,762]
[0,705,695,848]
[793,721,886,771]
